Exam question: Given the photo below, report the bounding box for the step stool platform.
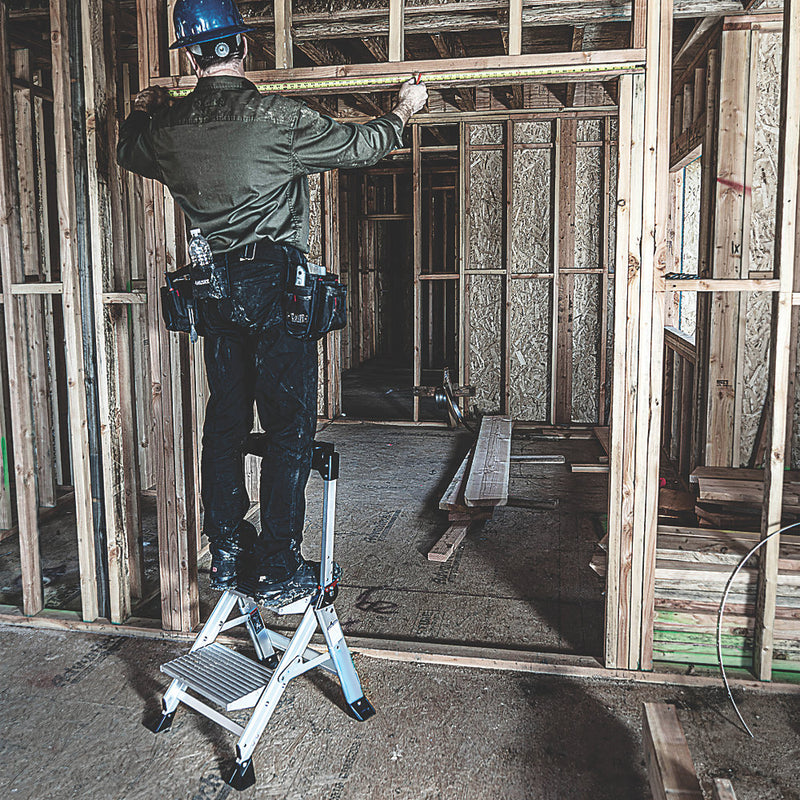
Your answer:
[161,642,273,711]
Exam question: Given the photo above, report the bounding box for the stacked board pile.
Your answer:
[428,415,511,562]
[691,466,800,530]
[591,525,800,674]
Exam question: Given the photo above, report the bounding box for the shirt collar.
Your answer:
[194,75,258,92]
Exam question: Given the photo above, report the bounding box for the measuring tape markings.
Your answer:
[166,62,644,97]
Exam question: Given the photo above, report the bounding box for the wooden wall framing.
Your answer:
[1,0,798,686]
[339,109,615,425]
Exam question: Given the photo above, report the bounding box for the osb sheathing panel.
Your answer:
[575,145,601,270]
[667,160,700,336]
[308,173,326,415]
[468,274,503,414]
[743,30,780,465]
[514,121,552,144]
[682,158,702,278]
[512,147,552,273]
[742,292,772,466]
[572,274,601,423]
[510,279,551,420]
[572,145,602,422]
[577,119,602,142]
[468,147,504,271]
[470,123,504,145]
[510,134,552,420]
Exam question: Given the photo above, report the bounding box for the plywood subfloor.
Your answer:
[193,423,609,657]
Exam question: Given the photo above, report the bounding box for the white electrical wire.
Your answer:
[716,521,800,738]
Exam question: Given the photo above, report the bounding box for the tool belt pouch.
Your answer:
[283,261,347,341]
[191,260,229,301]
[160,267,196,333]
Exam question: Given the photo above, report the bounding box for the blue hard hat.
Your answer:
[170,0,253,50]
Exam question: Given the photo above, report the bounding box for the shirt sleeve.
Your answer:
[116,110,162,180]
[291,104,404,175]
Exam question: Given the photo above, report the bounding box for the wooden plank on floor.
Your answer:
[712,779,738,800]
[439,448,473,510]
[464,415,512,507]
[427,523,469,562]
[571,464,610,473]
[642,703,703,800]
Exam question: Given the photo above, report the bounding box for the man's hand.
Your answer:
[133,85,171,115]
[392,78,428,126]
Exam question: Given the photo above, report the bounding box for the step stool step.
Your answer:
[161,642,274,711]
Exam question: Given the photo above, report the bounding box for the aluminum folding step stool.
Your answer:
[150,441,376,791]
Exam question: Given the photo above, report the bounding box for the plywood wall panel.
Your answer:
[512,147,552,273]
[514,121,553,144]
[577,119,602,142]
[680,159,701,336]
[575,145,601,270]
[742,291,772,465]
[509,278,551,420]
[572,273,601,423]
[470,123,504,145]
[468,148,504,271]
[468,274,503,414]
[744,30,780,465]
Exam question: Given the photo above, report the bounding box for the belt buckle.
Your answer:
[240,242,257,261]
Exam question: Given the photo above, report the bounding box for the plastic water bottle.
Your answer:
[188,228,213,270]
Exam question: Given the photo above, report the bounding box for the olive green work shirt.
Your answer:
[117,75,405,254]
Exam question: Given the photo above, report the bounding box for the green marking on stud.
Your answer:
[1,436,8,493]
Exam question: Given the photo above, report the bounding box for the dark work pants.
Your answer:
[199,252,318,581]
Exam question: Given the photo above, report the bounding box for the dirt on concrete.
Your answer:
[0,624,798,799]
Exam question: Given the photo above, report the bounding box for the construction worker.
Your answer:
[117,0,427,607]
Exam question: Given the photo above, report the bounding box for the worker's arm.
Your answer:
[116,86,169,179]
[291,79,428,174]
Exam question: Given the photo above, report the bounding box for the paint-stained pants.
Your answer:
[198,251,318,581]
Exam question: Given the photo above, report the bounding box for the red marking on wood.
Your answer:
[716,177,752,196]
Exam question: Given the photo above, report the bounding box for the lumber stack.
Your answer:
[691,467,800,529]
[428,416,511,562]
[590,525,800,673]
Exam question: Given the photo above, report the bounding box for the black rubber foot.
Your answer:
[226,759,256,791]
[348,695,376,722]
[149,711,175,733]
[264,653,280,669]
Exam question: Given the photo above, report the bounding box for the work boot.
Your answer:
[208,522,257,590]
[237,558,342,609]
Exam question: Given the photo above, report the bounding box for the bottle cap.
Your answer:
[190,228,201,236]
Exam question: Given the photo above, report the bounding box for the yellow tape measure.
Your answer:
[166,61,643,97]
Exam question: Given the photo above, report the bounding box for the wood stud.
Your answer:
[755,0,800,681]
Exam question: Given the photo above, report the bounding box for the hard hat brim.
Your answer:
[170,23,253,50]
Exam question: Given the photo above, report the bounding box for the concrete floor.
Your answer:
[0,425,799,797]
[0,624,798,799]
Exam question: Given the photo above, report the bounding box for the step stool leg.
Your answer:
[238,597,279,668]
[148,678,186,733]
[192,590,240,651]
[226,606,319,784]
[315,605,376,721]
